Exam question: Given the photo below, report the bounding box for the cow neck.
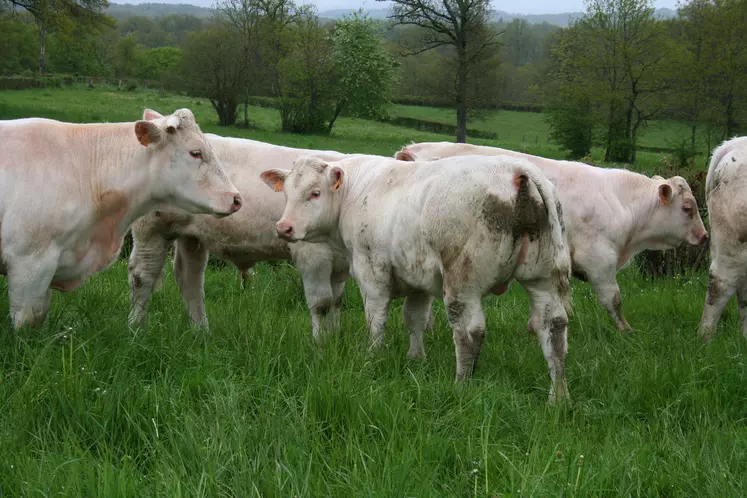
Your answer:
[86,122,161,234]
[608,170,664,254]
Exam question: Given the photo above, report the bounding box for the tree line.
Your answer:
[0,0,745,161]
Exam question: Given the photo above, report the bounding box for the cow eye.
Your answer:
[310,190,321,200]
[189,150,202,159]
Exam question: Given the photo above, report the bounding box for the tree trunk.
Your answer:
[455,49,468,143]
[604,100,616,162]
[327,99,346,134]
[690,123,697,151]
[38,24,48,75]
[725,91,735,139]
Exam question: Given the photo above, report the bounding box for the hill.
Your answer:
[106,2,213,19]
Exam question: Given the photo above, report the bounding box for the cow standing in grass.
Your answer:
[0,109,241,329]
[396,141,708,333]
[700,136,747,340]
[127,136,354,337]
[261,154,572,403]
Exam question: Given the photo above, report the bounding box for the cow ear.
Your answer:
[260,169,289,193]
[659,183,673,205]
[143,109,164,121]
[329,166,344,190]
[134,120,162,147]
[395,149,415,161]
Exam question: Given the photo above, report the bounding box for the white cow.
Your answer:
[261,154,572,403]
[0,109,241,329]
[127,135,354,337]
[396,141,708,332]
[699,136,747,340]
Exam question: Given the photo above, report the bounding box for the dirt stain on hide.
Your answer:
[481,176,547,243]
[446,300,466,323]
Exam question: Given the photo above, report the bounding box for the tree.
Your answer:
[380,0,500,142]
[180,22,248,126]
[328,10,397,132]
[549,0,672,163]
[2,0,111,73]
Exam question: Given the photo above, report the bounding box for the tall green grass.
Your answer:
[0,86,744,496]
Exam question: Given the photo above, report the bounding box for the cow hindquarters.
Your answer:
[523,279,570,404]
[699,260,740,341]
[174,236,210,328]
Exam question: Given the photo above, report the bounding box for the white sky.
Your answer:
[113,0,683,15]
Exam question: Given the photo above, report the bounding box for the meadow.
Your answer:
[0,86,746,497]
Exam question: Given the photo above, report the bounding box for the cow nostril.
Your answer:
[233,195,242,207]
[284,226,293,235]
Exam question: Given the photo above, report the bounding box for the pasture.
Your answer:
[1,86,746,496]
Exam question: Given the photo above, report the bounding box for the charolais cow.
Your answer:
[260,154,572,403]
[699,136,747,340]
[396,141,708,332]
[127,135,358,338]
[0,109,241,329]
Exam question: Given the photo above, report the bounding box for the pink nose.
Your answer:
[276,220,294,239]
[230,194,242,213]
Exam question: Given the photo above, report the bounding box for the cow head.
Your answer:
[260,157,344,243]
[651,175,708,247]
[136,108,241,218]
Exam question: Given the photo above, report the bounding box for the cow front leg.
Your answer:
[7,250,58,329]
[402,292,434,359]
[362,290,391,352]
[699,267,738,341]
[173,236,210,328]
[128,230,170,329]
[589,267,631,332]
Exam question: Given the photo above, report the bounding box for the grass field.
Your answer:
[1,86,746,496]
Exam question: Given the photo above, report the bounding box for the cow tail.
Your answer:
[523,166,573,314]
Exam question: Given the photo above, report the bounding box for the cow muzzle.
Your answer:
[276,219,297,242]
[212,192,243,218]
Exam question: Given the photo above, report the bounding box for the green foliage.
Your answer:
[138,46,181,83]
[330,10,396,121]
[179,23,247,126]
[0,13,38,75]
[547,89,594,158]
[276,11,336,134]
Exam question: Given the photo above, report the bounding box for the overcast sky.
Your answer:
[298,0,681,15]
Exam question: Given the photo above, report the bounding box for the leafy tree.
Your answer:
[275,10,336,133]
[179,22,248,126]
[380,0,500,142]
[2,0,112,73]
[138,46,181,84]
[549,0,672,163]
[328,9,397,131]
[0,12,38,74]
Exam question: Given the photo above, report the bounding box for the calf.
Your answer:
[396,141,708,332]
[127,135,353,337]
[0,109,241,329]
[699,136,747,340]
[261,154,572,403]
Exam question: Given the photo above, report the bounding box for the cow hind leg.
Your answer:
[173,236,210,329]
[128,233,170,329]
[444,294,486,382]
[523,279,570,404]
[699,266,738,341]
[402,292,433,359]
